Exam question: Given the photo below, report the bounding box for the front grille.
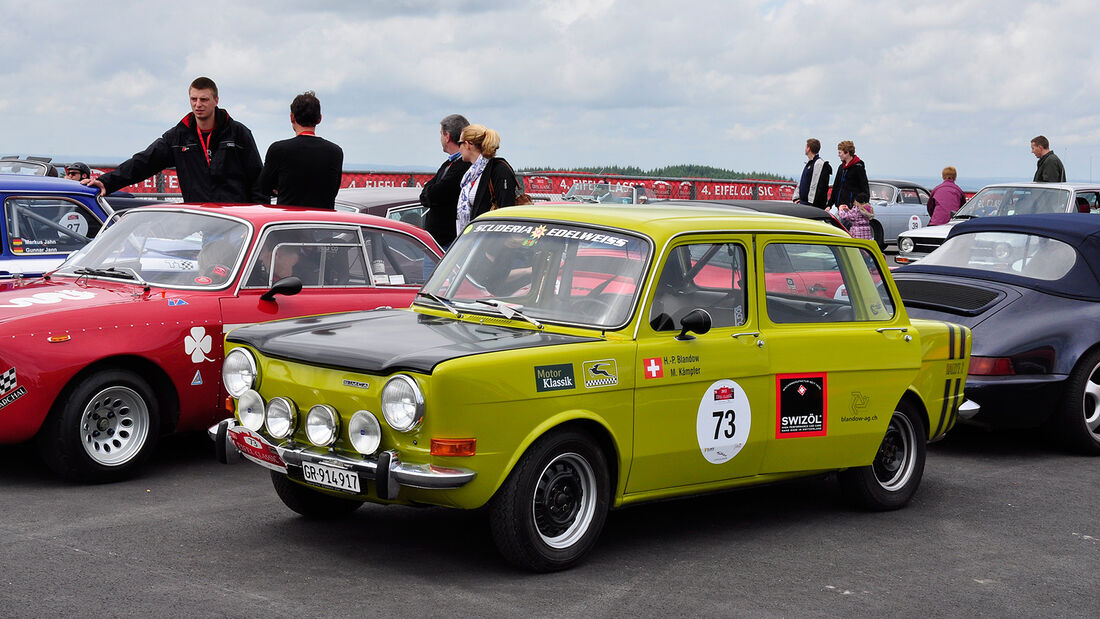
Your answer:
[896,279,1003,316]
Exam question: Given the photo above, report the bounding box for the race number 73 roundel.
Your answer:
[696,379,751,464]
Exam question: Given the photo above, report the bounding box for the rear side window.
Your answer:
[4,197,103,255]
[245,226,368,288]
[763,243,894,323]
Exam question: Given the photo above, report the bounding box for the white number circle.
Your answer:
[696,379,752,464]
[908,215,922,230]
[58,211,89,237]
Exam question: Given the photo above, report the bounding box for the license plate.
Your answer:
[301,461,361,493]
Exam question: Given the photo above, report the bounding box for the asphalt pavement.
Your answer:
[1,421,1097,618]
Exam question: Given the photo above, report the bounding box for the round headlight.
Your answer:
[381,375,424,432]
[237,389,265,431]
[305,404,339,446]
[223,348,258,398]
[348,410,382,455]
[265,397,297,439]
[899,237,915,254]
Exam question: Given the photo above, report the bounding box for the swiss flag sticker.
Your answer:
[643,357,664,379]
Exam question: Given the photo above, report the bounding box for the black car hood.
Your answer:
[227,309,599,374]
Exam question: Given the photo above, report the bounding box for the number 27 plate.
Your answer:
[301,461,361,493]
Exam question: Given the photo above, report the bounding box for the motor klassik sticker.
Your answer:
[535,363,575,392]
[776,373,827,438]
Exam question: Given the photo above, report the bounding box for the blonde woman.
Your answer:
[455,124,519,235]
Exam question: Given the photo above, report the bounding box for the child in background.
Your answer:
[839,192,874,240]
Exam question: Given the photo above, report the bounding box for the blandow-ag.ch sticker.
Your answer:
[696,379,751,464]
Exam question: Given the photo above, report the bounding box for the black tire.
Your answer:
[489,430,611,572]
[1053,348,1100,455]
[38,369,161,483]
[839,400,926,510]
[872,222,886,250]
[270,471,363,518]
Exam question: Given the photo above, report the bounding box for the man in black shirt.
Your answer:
[85,77,263,203]
[420,114,471,247]
[258,91,344,209]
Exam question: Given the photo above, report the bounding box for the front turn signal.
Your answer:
[430,438,477,457]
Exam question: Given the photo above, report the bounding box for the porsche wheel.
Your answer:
[840,400,926,510]
[1054,348,1100,455]
[39,370,160,483]
[489,430,610,572]
[270,471,363,518]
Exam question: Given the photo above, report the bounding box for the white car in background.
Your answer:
[896,182,1100,264]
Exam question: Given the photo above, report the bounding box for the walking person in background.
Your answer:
[84,77,263,203]
[826,140,869,212]
[1031,135,1067,183]
[795,138,831,207]
[421,114,471,248]
[258,91,343,209]
[455,124,518,236]
[928,166,966,225]
[838,193,874,239]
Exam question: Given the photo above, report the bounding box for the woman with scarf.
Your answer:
[455,124,518,236]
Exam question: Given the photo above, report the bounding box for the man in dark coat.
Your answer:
[827,139,869,211]
[258,91,343,209]
[85,77,263,203]
[1031,135,1067,183]
[795,138,831,207]
[420,114,471,248]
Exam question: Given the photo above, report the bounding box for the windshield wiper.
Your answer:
[416,291,461,317]
[476,299,543,329]
[73,266,148,287]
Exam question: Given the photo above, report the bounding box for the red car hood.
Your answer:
[0,278,159,324]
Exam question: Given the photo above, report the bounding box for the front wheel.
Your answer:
[1053,348,1100,455]
[872,221,886,250]
[839,400,926,510]
[270,471,363,518]
[489,430,611,571]
[38,369,160,483]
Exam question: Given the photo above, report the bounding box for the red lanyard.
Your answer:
[299,130,315,136]
[197,128,213,166]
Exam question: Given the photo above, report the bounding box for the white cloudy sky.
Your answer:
[3,0,1099,186]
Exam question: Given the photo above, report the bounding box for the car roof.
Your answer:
[869,179,930,190]
[975,182,1100,191]
[0,174,101,196]
[334,187,423,209]
[127,203,438,245]
[901,213,1100,300]
[480,203,848,244]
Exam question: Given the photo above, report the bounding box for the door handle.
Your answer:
[876,326,912,342]
[731,332,765,347]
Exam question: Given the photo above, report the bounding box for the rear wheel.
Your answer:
[840,400,926,510]
[871,221,886,250]
[39,370,160,483]
[1053,348,1100,455]
[489,430,610,571]
[270,471,363,518]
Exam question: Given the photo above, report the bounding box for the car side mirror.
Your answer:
[260,276,302,301]
[676,309,712,341]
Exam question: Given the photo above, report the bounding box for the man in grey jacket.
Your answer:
[1031,135,1066,183]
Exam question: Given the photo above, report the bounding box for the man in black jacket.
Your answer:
[420,114,471,248]
[826,139,869,211]
[1031,135,1067,183]
[258,91,343,208]
[795,138,831,207]
[85,77,263,203]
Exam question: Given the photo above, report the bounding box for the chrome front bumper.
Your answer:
[208,418,476,499]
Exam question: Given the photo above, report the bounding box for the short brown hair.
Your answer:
[290,91,321,127]
[806,138,821,155]
[942,166,957,181]
[1031,135,1050,149]
[837,140,855,156]
[190,76,218,99]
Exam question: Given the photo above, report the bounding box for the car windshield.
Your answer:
[920,231,1077,280]
[56,210,250,289]
[955,186,1070,218]
[421,220,652,328]
[562,182,654,204]
[869,183,896,203]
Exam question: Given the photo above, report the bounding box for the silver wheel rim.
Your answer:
[532,452,597,550]
[79,386,150,466]
[872,411,916,491]
[1080,359,1100,439]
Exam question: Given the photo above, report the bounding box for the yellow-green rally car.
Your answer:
[211,204,970,571]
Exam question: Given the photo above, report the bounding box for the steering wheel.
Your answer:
[572,295,613,318]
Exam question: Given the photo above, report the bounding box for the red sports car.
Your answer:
[0,204,441,482]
